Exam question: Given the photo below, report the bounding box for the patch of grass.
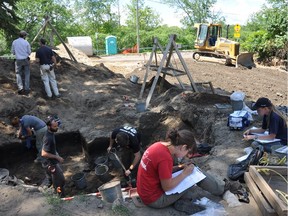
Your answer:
[112,204,132,216]
[43,191,69,216]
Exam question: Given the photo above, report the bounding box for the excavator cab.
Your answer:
[193,23,255,68]
[208,25,220,46]
[194,23,222,50]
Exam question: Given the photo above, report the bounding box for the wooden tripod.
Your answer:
[139,34,198,109]
[31,16,77,62]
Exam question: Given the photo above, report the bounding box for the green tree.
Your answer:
[242,0,288,61]
[125,0,162,31]
[0,0,20,50]
[14,0,81,50]
[74,0,119,34]
[115,0,162,51]
[162,0,222,28]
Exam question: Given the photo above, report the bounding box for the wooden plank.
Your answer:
[31,19,50,46]
[195,81,215,94]
[48,22,77,63]
[249,166,288,216]
[244,172,277,216]
[172,40,198,92]
[148,65,184,73]
[145,35,174,108]
[139,38,158,100]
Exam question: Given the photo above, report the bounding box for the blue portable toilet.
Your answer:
[105,36,117,55]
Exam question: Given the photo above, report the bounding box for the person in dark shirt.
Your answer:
[243,97,287,152]
[41,117,65,197]
[35,38,60,99]
[107,126,142,186]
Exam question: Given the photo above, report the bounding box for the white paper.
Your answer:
[244,147,254,154]
[236,147,254,162]
[165,166,206,195]
[251,131,269,136]
[229,110,248,117]
[236,154,249,162]
[256,138,281,144]
[250,129,281,143]
[275,146,288,154]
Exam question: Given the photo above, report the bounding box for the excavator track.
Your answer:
[192,51,233,66]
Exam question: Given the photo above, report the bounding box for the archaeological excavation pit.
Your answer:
[0,131,128,197]
[0,93,235,198]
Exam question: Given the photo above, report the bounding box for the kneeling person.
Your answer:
[108,126,141,185]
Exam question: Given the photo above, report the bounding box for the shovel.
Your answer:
[109,148,132,182]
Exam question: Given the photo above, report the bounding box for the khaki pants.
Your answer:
[148,170,225,209]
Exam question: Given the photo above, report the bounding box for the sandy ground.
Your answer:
[0,47,287,216]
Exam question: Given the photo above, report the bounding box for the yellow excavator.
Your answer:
[192,23,255,68]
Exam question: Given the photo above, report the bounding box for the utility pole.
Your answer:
[117,0,120,27]
[136,0,140,53]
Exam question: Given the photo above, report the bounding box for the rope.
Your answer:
[256,168,288,184]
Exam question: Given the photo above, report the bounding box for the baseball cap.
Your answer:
[252,97,272,110]
[19,30,28,36]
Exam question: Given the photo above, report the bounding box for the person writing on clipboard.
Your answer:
[243,97,287,153]
[137,128,240,214]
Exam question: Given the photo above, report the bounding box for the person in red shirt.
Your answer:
[137,128,231,214]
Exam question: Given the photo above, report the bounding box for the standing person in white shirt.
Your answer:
[11,30,31,95]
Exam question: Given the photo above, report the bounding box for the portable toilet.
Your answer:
[67,36,93,56]
[105,36,117,55]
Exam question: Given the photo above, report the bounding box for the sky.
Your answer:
[118,0,268,27]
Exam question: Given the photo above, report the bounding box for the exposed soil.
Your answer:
[0,46,287,216]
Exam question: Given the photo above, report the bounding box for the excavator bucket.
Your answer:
[236,52,255,68]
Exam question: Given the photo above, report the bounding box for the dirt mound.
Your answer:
[54,43,94,66]
[182,92,230,105]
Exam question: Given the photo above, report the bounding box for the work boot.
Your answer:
[223,178,243,194]
[56,186,65,198]
[174,199,205,215]
[17,89,25,95]
[120,178,128,188]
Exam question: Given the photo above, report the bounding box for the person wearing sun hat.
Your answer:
[243,97,287,152]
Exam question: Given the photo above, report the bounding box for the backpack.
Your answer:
[227,148,263,182]
[197,143,212,155]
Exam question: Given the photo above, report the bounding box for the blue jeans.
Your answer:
[15,59,30,91]
[35,126,47,156]
[21,128,32,149]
